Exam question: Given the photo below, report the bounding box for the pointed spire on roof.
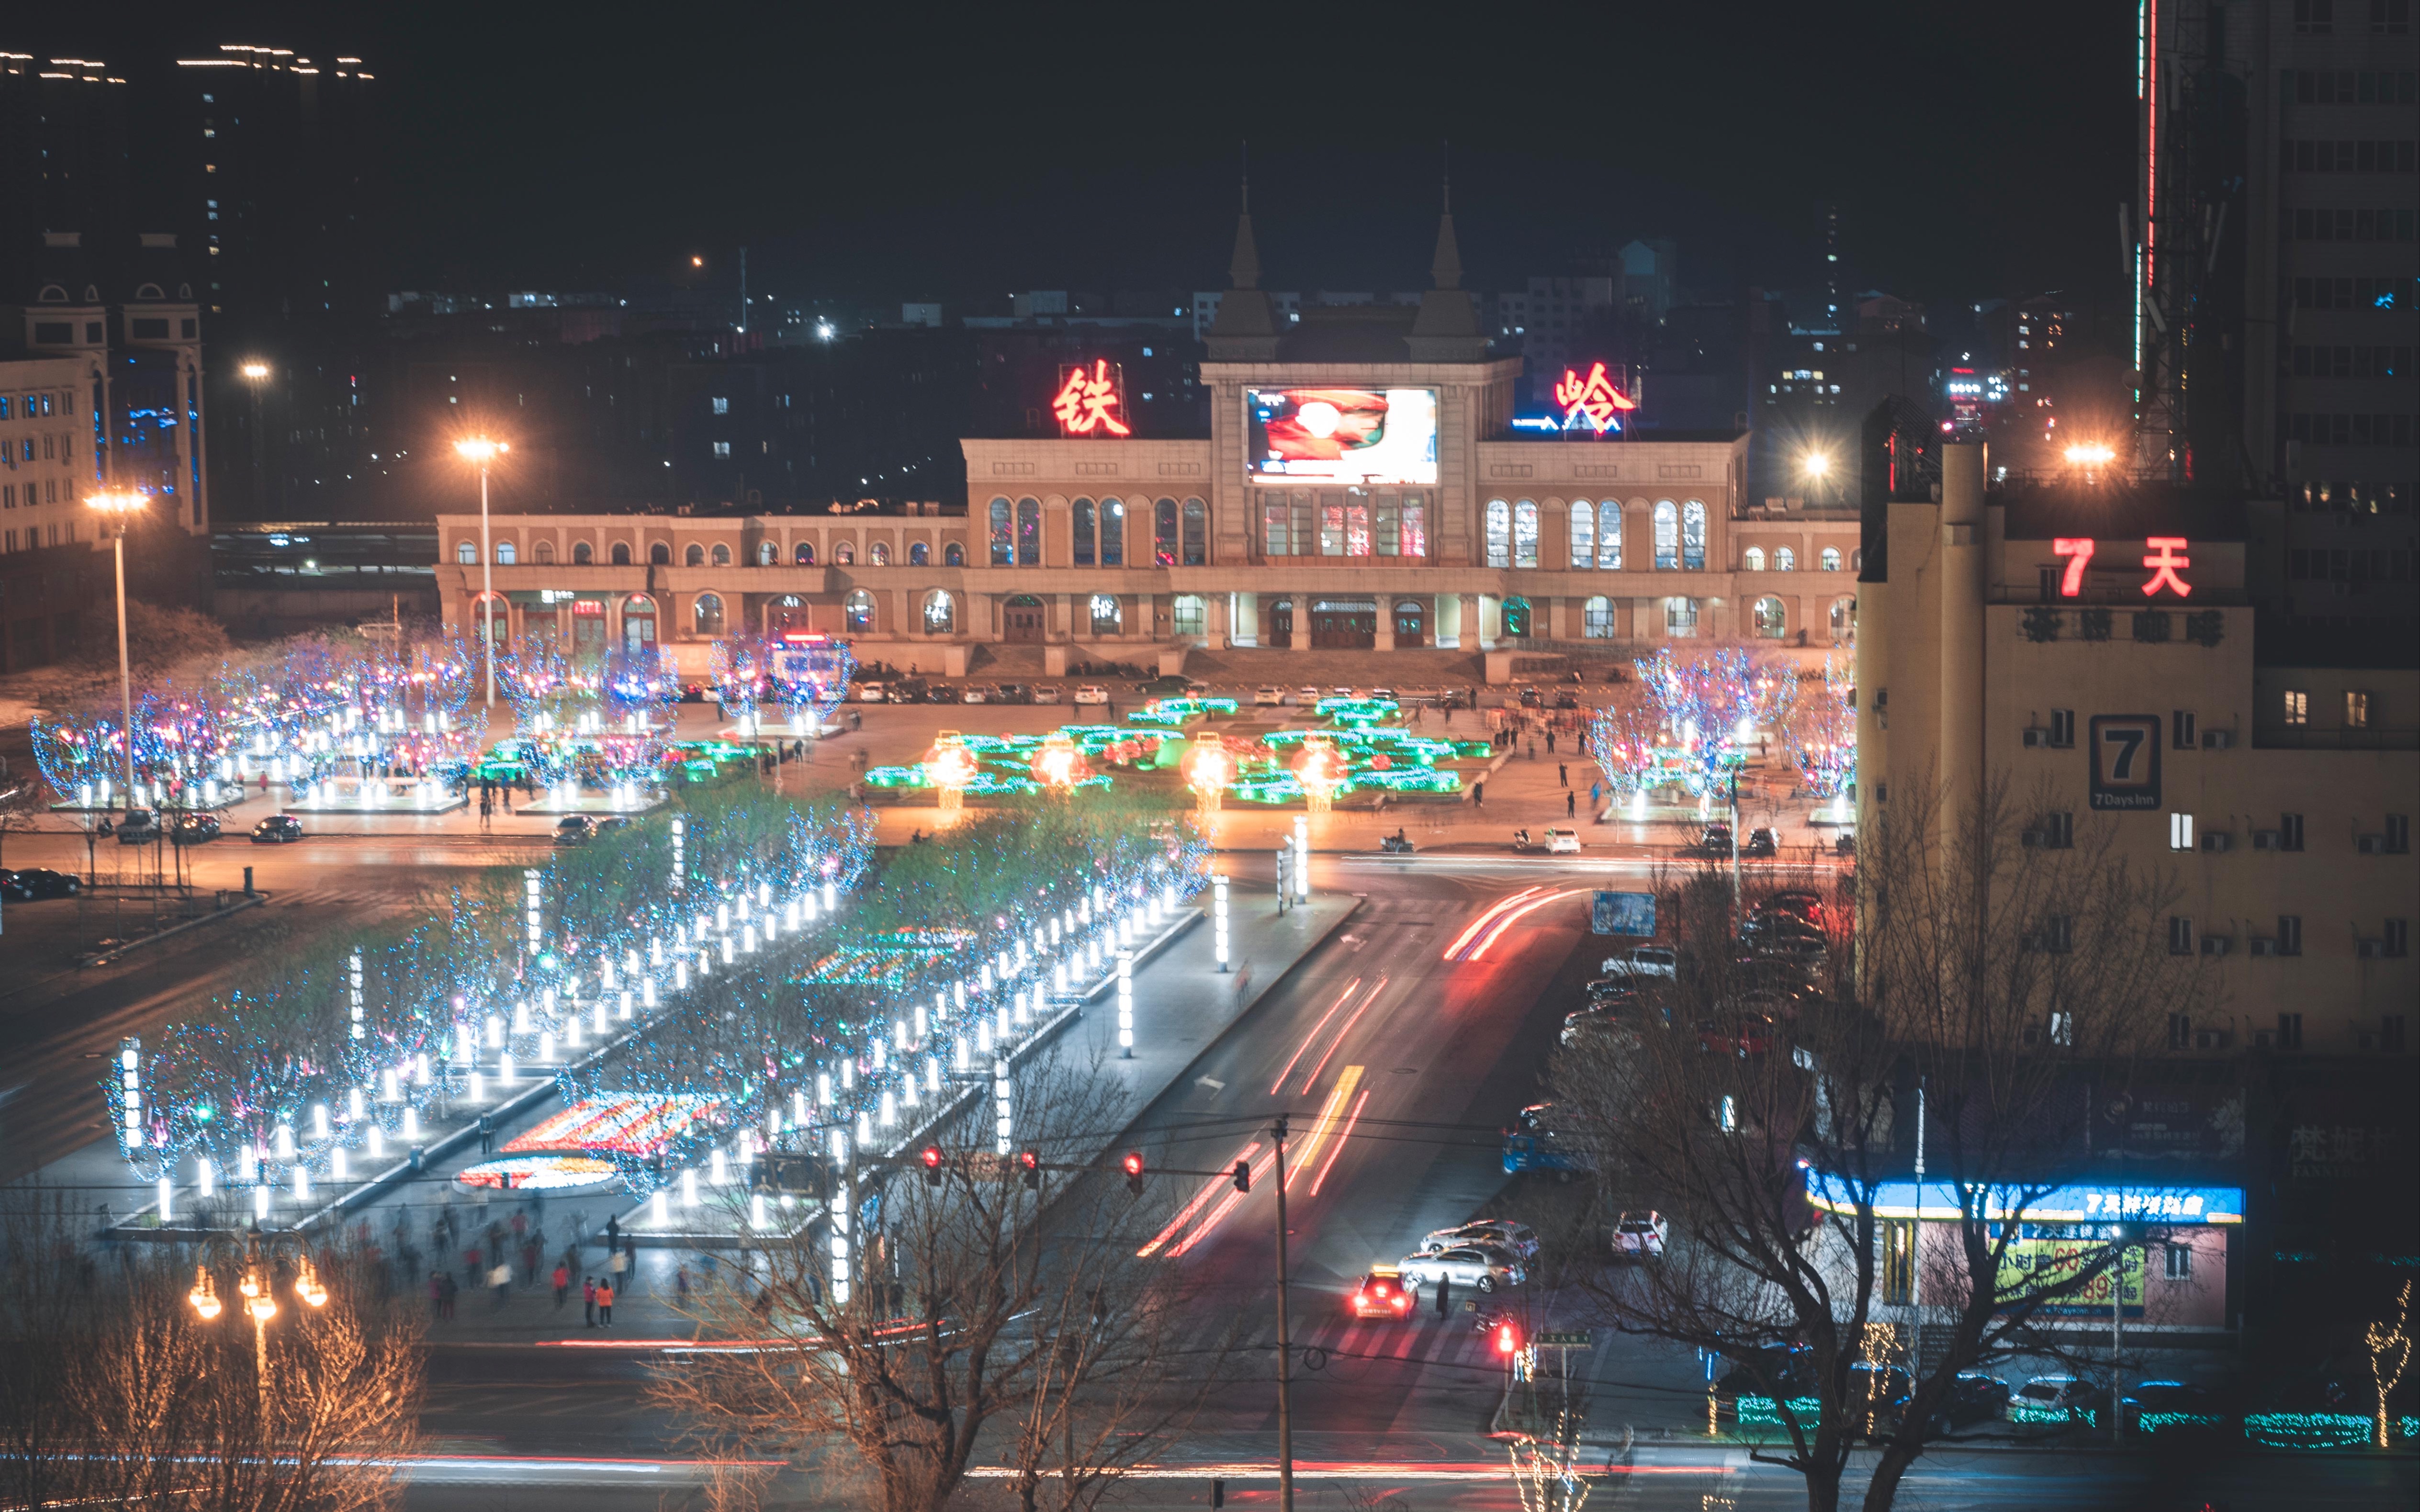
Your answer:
[1429,146,1463,291]
[1206,142,1281,360]
[1407,143,1488,361]
[1229,155,1261,291]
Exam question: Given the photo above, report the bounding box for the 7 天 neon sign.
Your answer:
[2051,537,2193,598]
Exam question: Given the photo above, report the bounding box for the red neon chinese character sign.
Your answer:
[2051,538,2095,596]
[1052,359,1131,437]
[1551,361,1638,433]
[2140,537,2192,597]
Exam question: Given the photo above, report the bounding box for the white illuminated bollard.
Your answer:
[1214,873,1231,971]
[255,1186,271,1222]
[196,1156,214,1197]
[751,1193,768,1230]
[293,1166,311,1202]
[402,1106,420,1140]
[994,1058,1013,1156]
[675,960,689,990]
[498,1053,515,1085]
[382,1066,401,1102]
[331,1146,349,1180]
[486,1015,503,1049]
[879,1089,896,1128]
[312,1104,330,1139]
[1294,815,1310,902]
[1117,951,1135,1058]
[369,1124,388,1157]
[709,1146,729,1185]
[274,1124,295,1160]
[158,1176,174,1223]
[822,880,837,913]
[682,1167,699,1208]
[539,1031,555,1062]
[793,1090,810,1125]
[468,1071,486,1102]
[653,1189,670,1224]
[514,1001,532,1035]
[620,989,634,1019]
[642,977,658,1009]
[817,1071,833,1106]
[349,1086,366,1120]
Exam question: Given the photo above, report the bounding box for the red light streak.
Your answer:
[1466,889,1584,960]
[1271,978,1361,1095]
[1301,979,1382,1095]
[1137,1141,1261,1257]
[1441,888,1540,960]
[1167,1146,1280,1258]
[1308,1088,1370,1197]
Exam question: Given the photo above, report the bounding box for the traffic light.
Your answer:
[1122,1151,1145,1195]
[1231,1158,1251,1193]
[1495,1318,1521,1356]
[1020,1150,1041,1189]
[920,1146,943,1187]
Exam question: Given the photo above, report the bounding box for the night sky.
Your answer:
[60,1,2137,313]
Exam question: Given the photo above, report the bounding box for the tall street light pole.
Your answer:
[454,437,509,709]
[239,362,271,514]
[86,489,149,805]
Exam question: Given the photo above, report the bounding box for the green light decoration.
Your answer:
[1127,696,1240,727]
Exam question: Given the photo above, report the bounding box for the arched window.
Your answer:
[1016,498,1040,565]
[922,590,955,634]
[693,592,725,634]
[684,543,705,566]
[1501,595,1533,638]
[909,541,929,566]
[1665,597,1699,636]
[1583,595,1614,638]
[574,541,594,565]
[844,590,875,632]
[532,539,556,564]
[1743,547,1767,572]
[1775,547,1796,572]
[1512,500,1539,568]
[1485,499,1511,567]
[989,497,1013,565]
[757,541,778,566]
[944,542,964,567]
[495,541,518,565]
[1598,502,1623,569]
[1153,498,1179,567]
[1569,500,1595,568]
[1172,594,1206,638]
[1073,498,1096,566]
[1681,501,1707,570]
[796,540,816,565]
[1820,546,1843,571]
[650,542,671,565]
[869,540,889,566]
[1100,497,1125,566]
[710,543,732,566]
[1830,597,1856,642]
[1089,593,1122,634]
[1753,596,1788,638]
[457,541,477,564]
[1182,498,1207,565]
[621,594,656,650]
[1653,501,1678,569]
[611,542,631,566]
[833,541,855,565]
[1851,548,1863,571]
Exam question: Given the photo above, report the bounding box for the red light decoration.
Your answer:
[2052,538,2095,597]
[2141,537,2192,597]
[1052,358,1131,437]
[1552,361,1638,433]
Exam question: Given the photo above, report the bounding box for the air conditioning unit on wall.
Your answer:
[2202,729,2235,750]
[2023,728,2049,748]
[2203,832,2234,853]
[2201,935,2234,956]
[2250,937,2279,957]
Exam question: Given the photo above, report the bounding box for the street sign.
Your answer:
[1591,891,1655,937]
[1535,1330,1592,1347]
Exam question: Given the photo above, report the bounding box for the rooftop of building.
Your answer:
[1992,477,2249,541]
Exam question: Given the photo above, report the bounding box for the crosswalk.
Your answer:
[1165,1295,1567,1382]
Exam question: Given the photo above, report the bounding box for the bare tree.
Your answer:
[651,1049,1235,1512]
[0,781,39,871]
[1550,776,2211,1512]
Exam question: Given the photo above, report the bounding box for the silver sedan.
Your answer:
[1396,1244,1525,1294]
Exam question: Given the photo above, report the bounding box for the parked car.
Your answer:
[1396,1243,1525,1294]
[553,815,599,846]
[1697,1008,1781,1058]
[1553,689,1582,710]
[116,809,160,845]
[1139,674,1201,697]
[856,682,888,703]
[169,812,223,846]
[250,813,304,843]
[1031,683,1063,704]
[592,816,630,838]
[2120,1380,2226,1435]
[1603,945,1678,980]
[1517,685,1543,708]
[1421,1220,1540,1260]
[1847,1363,1916,1436]
[1073,684,1112,706]
[994,683,1032,705]
[1686,822,1735,856]
[2,867,81,901]
[2008,1374,2105,1427]
[1929,1372,2014,1434]
[1542,826,1582,854]
[1758,890,1830,930]
[1501,1102,1592,1175]
[960,684,994,704]
[1254,685,1284,706]
[1744,827,1779,857]
[1610,1210,1668,1259]
[1294,685,1319,706]
[1349,1266,1416,1320]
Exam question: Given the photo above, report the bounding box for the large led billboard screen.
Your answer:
[1245,388,1438,486]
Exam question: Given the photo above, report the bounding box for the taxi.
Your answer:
[1349,1265,1416,1320]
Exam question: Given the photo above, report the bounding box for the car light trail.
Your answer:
[1284,1065,1362,1191]
[1465,887,1586,960]
[1441,888,1540,960]
[1136,1139,1262,1257]
[1299,977,1383,1094]
[1166,1145,1280,1258]
[1307,1087,1370,1196]
[1270,977,1362,1094]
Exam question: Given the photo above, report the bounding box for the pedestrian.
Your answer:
[1558,762,1568,788]
[522,1238,540,1283]
[1566,790,1577,820]
[584,1276,597,1327]
[606,1212,620,1251]
[441,1272,457,1319]
[491,1262,511,1308]
[676,1266,691,1306]
[510,1208,528,1243]
[1472,780,1484,808]
[608,1244,629,1296]
[552,1263,570,1309]
[429,1272,444,1319]
[477,1113,494,1155]
[1436,1272,1452,1317]
[1546,730,1556,755]
[624,1237,639,1288]
[596,1279,614,1326]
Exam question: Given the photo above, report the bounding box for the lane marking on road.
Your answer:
[1298,977,1384,1095]
[1283,1065,1362,1193]
[1269,977,1362,1095]
[1306,1087,1371,1197]
[1195,1076,1226,1093]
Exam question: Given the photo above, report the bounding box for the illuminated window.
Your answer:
[2346,689,2371,728]
[922,590,954,634]
[693,592,725,634]
[1016,498,1040,565]
[1570,500,1595,568]
[1598,502,1623,569]
[988,497,1012,565]
[1754,596,1787,638]
[837,541,857,565]
[1345,499,1371,556]
[1775,547,1796,571]
[844,590,875,631]
[944,542,964,567]
[1583,595,1614,638]
[650,542,671,566]
[869,540,889,566]
[1100,498,1125,566]
[1665,596,1699,636]
[1173,594,1206,638]
[684,544,705,566]
[1154,498,1178,566]
[1182,498,1206,566]
[755,541,776,566]
[1501,596,1532,638]
[1400,494,1427,558]
[1262,496,1291,556]
[710,543,732,566]
[611,543,631,566]
[1073,498,1096,566]
[1743,547,1767,572]
[1485,499,1511,567]
[574,541,594,565]
[1513,500,1539,568]
[456,541,476,564]
[1830,597,1855,642]
[1821,546,1842,571]
[495,541,517,565]
[909,541,928,566]
[621,594,655,648]
[1682,501,1707,570]
[2284,689,2308,725]
[795,540,815,566]
[1089,593,1122,634]
[1320,502,1343,556]
[1654,501,1677,568]
[532,540,555,564]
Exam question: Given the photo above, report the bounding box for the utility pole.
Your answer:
[1272,1114,1295,1512]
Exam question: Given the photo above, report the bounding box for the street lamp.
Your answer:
[1800,450,1832,507]
[191,1234,330,1416]
[454,437,510,708]
[85,490,148,806]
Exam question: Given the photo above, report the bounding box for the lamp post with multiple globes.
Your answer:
[454,437,510,708]
[188,1236,329,1417]
[84,489,149,805]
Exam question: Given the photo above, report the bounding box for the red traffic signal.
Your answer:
[1020,1150,1041,1189]
[1495,1319,1521,1355]
[1231,1158,1251,1193]
[1122,1151,1145,1195]
[921,1146,943,1186]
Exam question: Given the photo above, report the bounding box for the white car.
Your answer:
[1603,945,1677,979]
[1610,1210,1668,1259]
[2008,1375,2102,1425]
[856,682,887,703]
[1254,686,1284,706]
[1072,684,1111,706]
[1421,1220,1540,1260]
[1397,1244,1525,1294]
[1543,827,1582,854]
[1295,685,1319,705]
[1031,684,1062,704]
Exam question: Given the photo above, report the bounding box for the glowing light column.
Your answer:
[1292,815,1310,903]
[1213,872,1231,972]
[1116,949,1135,1059]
